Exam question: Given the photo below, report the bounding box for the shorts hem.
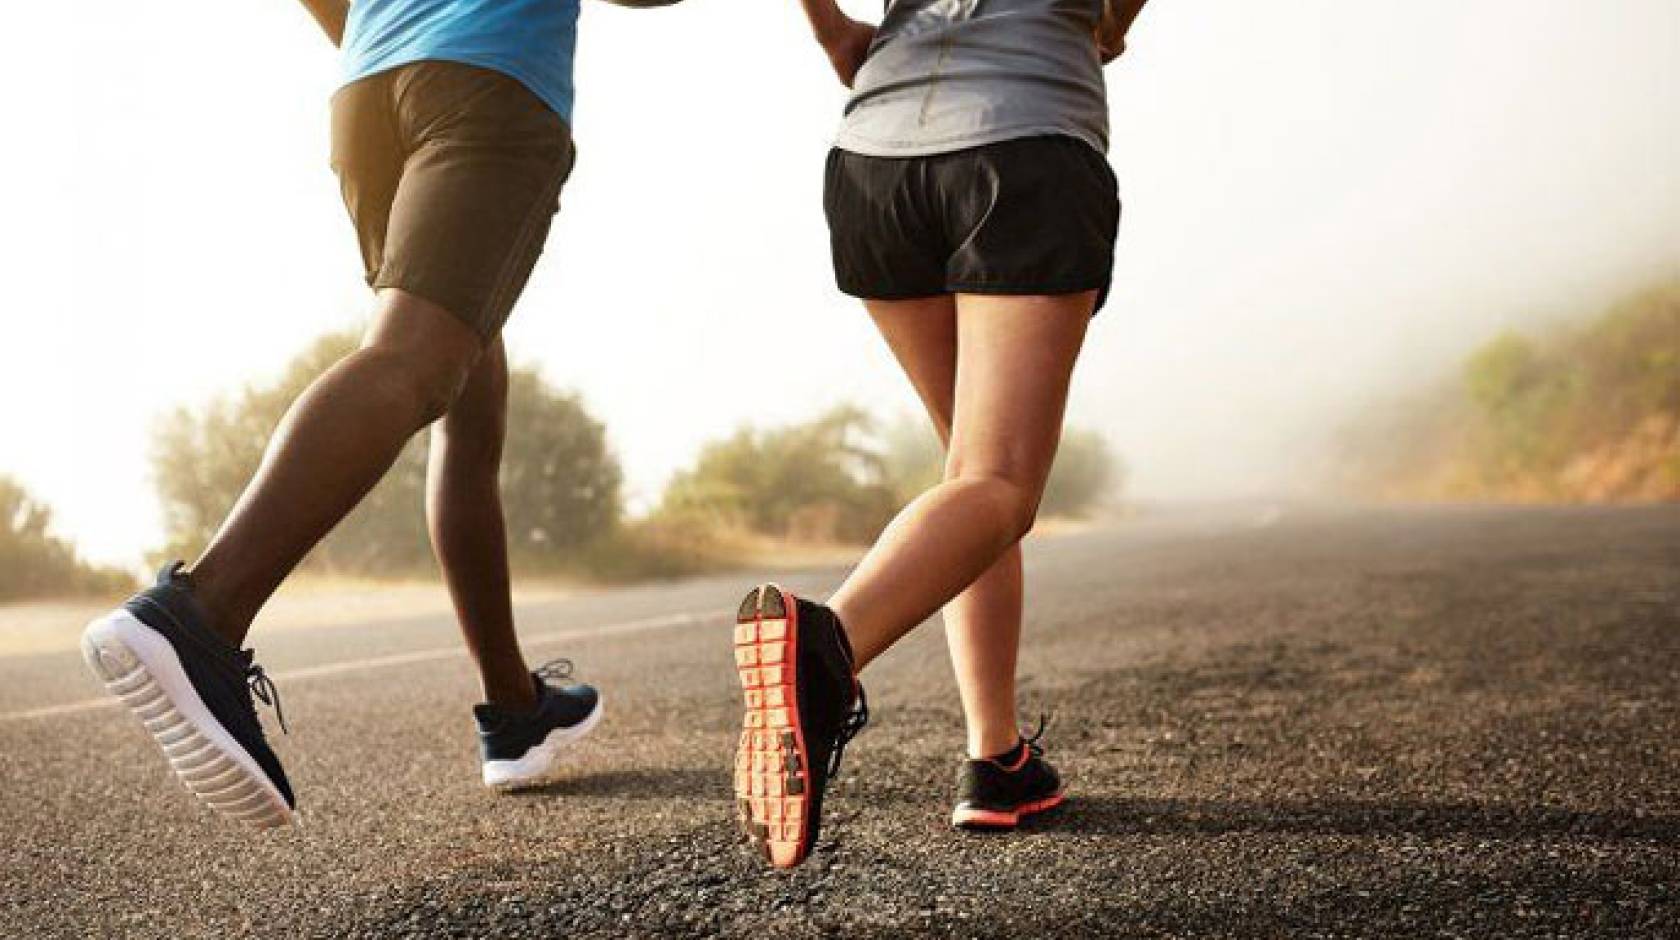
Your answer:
[944,280,1108,297]
[836,279,1113,314]
[834,282,949,302]
[369,271,497,340]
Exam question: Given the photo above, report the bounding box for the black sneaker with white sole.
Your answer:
[80,562,295,829]
[475,659,602,790]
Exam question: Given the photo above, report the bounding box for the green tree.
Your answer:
[1339,282,1680,500]
[664,407,1126,543]
[152,329,622,576]
[501,367,624,560]
[0,476,133,601]
[660,405,900,543]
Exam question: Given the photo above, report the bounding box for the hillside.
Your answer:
[1340,284,1680,503]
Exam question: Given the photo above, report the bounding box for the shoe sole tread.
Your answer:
[732,584,814,868]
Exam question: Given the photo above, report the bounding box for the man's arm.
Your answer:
[1097,0,1150,63]
[298,0,350,48]
[800,0,877,88]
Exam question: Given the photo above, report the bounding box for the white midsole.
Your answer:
[81,610,293,829]
[481,698,604,790]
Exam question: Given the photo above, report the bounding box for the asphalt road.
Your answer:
[2,505,1676,938]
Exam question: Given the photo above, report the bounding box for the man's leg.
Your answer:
[434,337,602,790]
[425,339,538,712]
[864,297,1027,761]
[189,289,484,645]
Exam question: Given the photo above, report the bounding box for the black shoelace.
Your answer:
[827,685,870,778]
[247,664,288,735]
[1021,712,1052,759]
[534,658,575,683]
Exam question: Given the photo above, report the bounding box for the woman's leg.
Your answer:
[829,291,1095,674]
[946,550,1025,758]
[862,297,1030,761]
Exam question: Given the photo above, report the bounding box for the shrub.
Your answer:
[662,407,1126,544]
[658,405,900,543]
[0,477,134,601]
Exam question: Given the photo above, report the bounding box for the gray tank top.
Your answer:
[836,0,1109,158]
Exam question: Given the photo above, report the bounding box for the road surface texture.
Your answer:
[2,505,1675,938]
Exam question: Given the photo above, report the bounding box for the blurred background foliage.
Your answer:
[10,328,1126,597]
[0,476,134,601]
[1340,283,1680,502]
[654,407,1124,544]
[657,405,900,545]
[29,274,1674,601]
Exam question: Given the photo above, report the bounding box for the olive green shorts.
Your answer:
[330,61,576,339]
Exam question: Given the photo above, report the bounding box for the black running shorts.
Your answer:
[823,135,1121,311]
[330,61,576,339]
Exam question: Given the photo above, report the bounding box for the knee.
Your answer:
[355,345,475,427]
[358,288,487,425]
[952,472,1041,543]
[401,350,474,424]
[435,349,508,453]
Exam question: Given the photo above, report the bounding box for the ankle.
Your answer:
[176,564,250,648]
[968,731,1022,762]
[482,679,538,713]
[825,599,865,673]
[478,656,538,712]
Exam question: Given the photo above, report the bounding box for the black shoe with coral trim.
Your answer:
[731,584,867,869]
[951,728,1064,831]
[80,562,295,829]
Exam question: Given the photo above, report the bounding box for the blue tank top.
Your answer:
[341,0,581,123]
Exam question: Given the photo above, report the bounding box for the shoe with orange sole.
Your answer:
[731,584,867,868]
[951,732,1065,831]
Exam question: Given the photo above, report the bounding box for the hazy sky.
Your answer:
[1,0,1675,567]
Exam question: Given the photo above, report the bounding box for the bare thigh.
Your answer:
[866,297,959,440]
[948,292,1096,500]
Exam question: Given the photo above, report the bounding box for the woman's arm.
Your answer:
[297,0,350,47]
[1097,0,1150,63]
[800,0,877,88]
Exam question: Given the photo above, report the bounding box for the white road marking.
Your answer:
[0,609,722,725]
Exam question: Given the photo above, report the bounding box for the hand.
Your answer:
[1096,10,1127,63]
[1096,0,1149,64]
[1097,33,1127,64]
[819,17,877,89]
